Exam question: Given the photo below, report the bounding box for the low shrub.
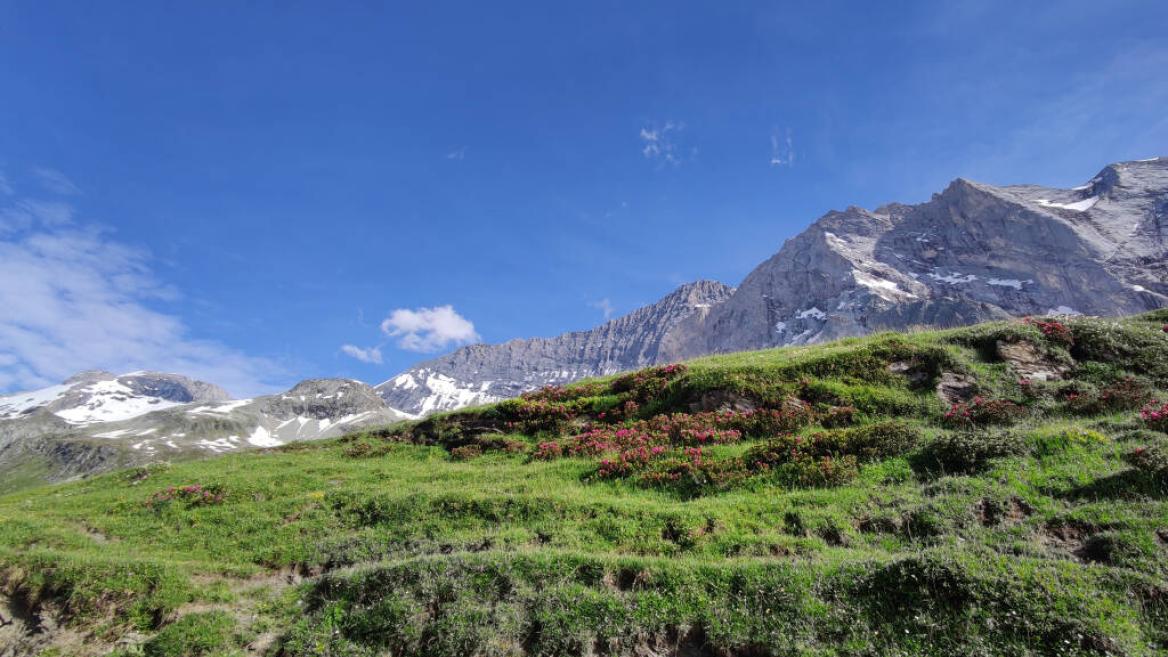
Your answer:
[531,441,563,460]
[819,405,857,428]
[611,363,688,402]
[1140,400,1168,432]
[913,429,1028,475]
[451,445,483,461]
[144,484,226,512]
[1124,443,1168,481]
[1024,317,1074,346]
[342,438,397,458]
[942,397,1026,427]
[143,611,238,657]
[1065,377,1153,414]
[775,453,860,487]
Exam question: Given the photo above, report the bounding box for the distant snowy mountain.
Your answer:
[0,372,412,490]
[374,280,735,415]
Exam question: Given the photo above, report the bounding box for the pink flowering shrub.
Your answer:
[611,363,688,402]
[942,397,1025,427]
[1064,377,1152,414]
[1140,400,1168,432]
[531,441,563,460]
[1024,317,1074,346]
[144,484,226,512]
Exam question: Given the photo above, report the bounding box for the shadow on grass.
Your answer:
[1059,469,1168,501]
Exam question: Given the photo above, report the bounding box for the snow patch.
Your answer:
[853,271,915,298]
[187,399,252,415]
[1047,306,1082,316]
[54,379,184,424]
[246,425,283,448]
[1036,196,1099,212]
[986,278,1032,290]
[796,307,826,320]
[928,271,977,284]
[0,383,72,419]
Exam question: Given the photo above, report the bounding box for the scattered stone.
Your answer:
[936,372,977,405]
[995,340,1070,381]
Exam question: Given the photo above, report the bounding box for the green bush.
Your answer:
[913,429,1028,475]
[143,611,237,657]
[1030,427,1109,457]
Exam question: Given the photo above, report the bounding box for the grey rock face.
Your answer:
[376,280,735,415]
[659,157,1168,360]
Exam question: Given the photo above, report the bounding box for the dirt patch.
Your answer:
[0,592,100,657]
[629,627,719,657]
[973,496,1034,526]
[1040,520,1104,563]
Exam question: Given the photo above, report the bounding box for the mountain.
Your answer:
[3,157,1165,485]
[659,157,1168,359]
[0,371,411,490]
[375,280,734,415]
[378,157,1168,415]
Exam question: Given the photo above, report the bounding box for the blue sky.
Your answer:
[1,1,1166,395]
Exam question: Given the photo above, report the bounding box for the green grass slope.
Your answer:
[3,313,1168,656]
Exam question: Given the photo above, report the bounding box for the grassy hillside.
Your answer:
[3,313,1168,656]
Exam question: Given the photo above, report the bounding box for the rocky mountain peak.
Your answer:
[375,279,735,416]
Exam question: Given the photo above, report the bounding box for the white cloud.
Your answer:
[589,298,615,320]
[446,147,466,160]
[341,344,383,364]
[769,128,795,167]
[31,167,81,195]
[380,305,480,352]
[0,191,283,397]
[640,121,689,165]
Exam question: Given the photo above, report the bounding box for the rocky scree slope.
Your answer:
[0,372,410,491]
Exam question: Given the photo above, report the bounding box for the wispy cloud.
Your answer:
[0,200,74,233]
[380,305,480,352]
[639,121,691,166]
[0,183,283,397]
[31,167,81,195]
[769,127,795,167]
[0,173,12,196]
[589,298,615,320]
[340,344,383,364]
[446,147,466,161]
